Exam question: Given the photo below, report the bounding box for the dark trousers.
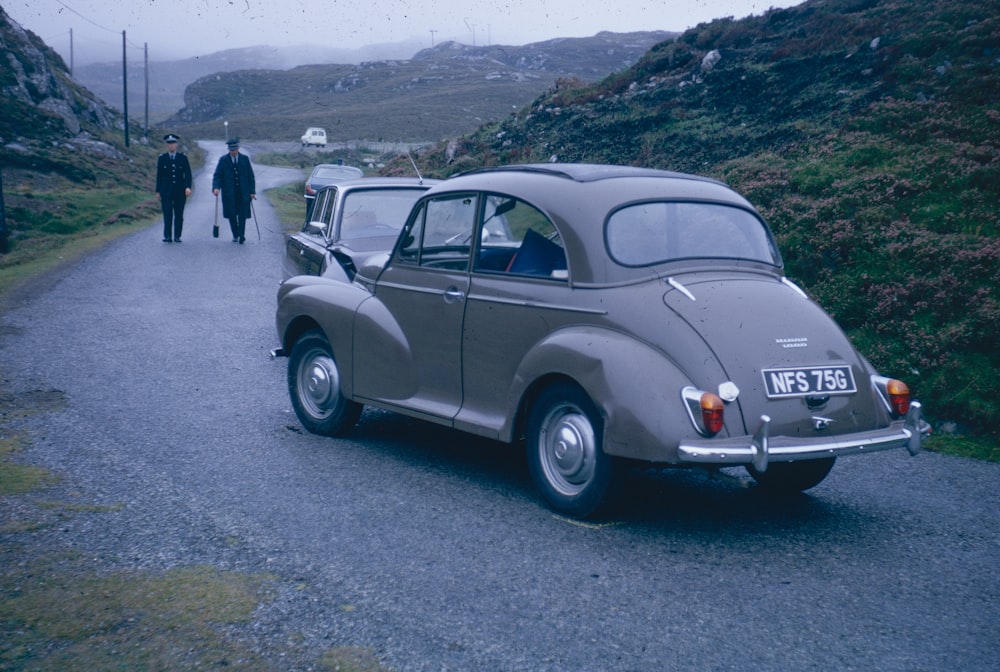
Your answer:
[161,191,186,240]
[228,214,247,241]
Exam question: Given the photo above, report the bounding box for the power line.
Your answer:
[53,0,117,35]
[51,1,146,51]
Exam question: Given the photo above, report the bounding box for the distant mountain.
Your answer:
[163,31,674,142]
[72,40,427,121]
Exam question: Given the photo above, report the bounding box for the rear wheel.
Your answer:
[526,383,617,518]
[746,457,835,492]
[288,329,362,436]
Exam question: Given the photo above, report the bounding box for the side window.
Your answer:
[423,195,477,248]
[475,194,567,280]
[396,202,425,264]
[398,194,477,271]
[303,188,336,237]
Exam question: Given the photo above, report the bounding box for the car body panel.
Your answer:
[276,163,927,474]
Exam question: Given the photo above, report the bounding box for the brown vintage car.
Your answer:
[273,164,929,517]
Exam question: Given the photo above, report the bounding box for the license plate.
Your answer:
[762,365,857,398]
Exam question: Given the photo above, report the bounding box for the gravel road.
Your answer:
[1,141,998,671]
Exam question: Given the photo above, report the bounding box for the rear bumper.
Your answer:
[677,402,929,472]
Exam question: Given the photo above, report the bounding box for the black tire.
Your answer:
[526,382,617,518]
[746,457,835,493]
[287,329,362,437]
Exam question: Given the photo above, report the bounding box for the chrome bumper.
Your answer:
[677,402,929,473]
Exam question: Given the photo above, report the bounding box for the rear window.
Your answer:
[606,201,781,267]
[313,166,363,180]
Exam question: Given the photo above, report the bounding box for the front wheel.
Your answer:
[526,383,617,518]
[746,457,835,493]
[288,329,362,436]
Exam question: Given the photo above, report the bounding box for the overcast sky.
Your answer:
[6,0,804,65]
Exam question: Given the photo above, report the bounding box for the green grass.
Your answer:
[0,563,273,670]
[266,181,308,233]
[0,435,56,496]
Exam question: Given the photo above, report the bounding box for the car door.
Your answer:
[458,194,573,437]
[285,187,337,277]
[353,192,477,422]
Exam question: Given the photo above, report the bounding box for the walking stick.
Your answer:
[250,199,260,240]
[213,194,219,238]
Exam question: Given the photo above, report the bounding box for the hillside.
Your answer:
[405,0,999,435]
[165,32,673,143]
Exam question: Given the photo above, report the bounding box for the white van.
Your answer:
[301,127,327,147]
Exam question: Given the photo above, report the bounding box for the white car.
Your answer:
[301,127,327,147]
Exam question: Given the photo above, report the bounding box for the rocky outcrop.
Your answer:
[0,6,119,141]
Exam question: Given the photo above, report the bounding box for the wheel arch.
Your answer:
[282,314,324,353]
[506,326,714,463]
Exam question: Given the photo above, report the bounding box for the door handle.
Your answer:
[443,287,465,303]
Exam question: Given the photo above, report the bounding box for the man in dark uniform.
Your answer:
[211,138,256,244]
[155,133,193,242]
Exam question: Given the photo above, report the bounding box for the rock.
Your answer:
[701,50,722,73]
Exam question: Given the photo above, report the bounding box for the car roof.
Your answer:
[313,176,440,194]
[459,162,728,186]
[420,163,764,285]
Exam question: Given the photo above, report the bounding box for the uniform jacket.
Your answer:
[212,153,256,219]
[155,152,193,195]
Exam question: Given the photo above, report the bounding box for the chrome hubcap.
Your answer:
[300,351,338,419]
[541,407,596,496]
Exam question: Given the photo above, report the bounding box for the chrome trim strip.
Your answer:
[667,276,697,301]
[781,276,808,298]
[376,281,455,298]
[466,293,608,315]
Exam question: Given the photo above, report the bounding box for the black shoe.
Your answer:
[232,237,238,242]
[239,237,245,244]
[162,238,172,243]
[173,238,182,243]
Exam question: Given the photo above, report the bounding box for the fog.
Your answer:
[6,0,802,66]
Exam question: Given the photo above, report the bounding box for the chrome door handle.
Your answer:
[443,287,465,303]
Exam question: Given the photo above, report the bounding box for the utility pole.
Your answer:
[69,28,74,76]
[0,165,7,254]
[122,31,129,147]
[144,43,149,139]
[429,29,437,46]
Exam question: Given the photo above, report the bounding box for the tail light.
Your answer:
[682,387,725,437]
[872,376,912,418]
[305,184,316,196]
[701,393,724,435]
[885,379,911,417]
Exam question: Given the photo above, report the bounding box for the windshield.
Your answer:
[339,188,426,240]
[606,201,781,267]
